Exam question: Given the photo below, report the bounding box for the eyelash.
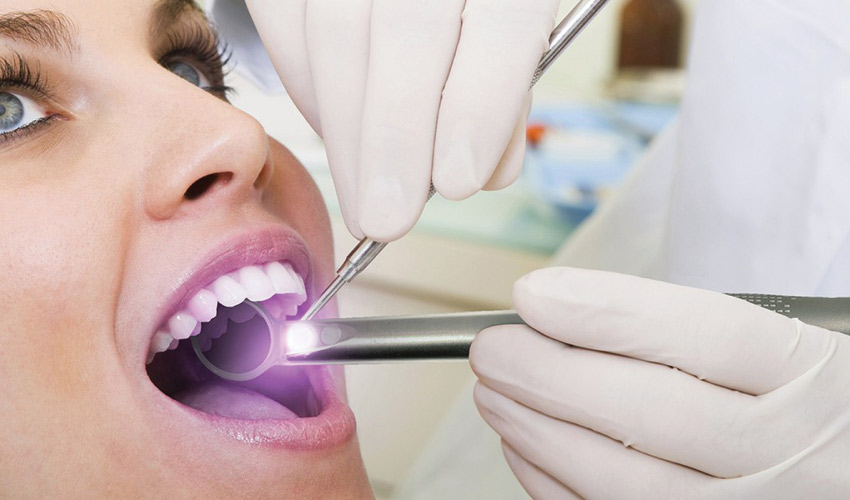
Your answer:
[0,53,48,97]
[160,24,235,99]
[0,54,60,146]
[0,25,234,146]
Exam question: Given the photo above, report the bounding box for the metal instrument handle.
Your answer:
[287,310,524,364]
[291,295,850,365]
[730,294,850,336]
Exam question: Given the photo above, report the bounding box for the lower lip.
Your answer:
[152,365,355,450]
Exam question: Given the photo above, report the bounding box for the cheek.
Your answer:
[0,186,125,309]
[263,140,334,278]
[0,182,129,398]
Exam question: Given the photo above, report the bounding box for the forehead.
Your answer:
[0,0,202,51]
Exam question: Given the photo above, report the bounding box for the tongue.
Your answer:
[174,380,298,420]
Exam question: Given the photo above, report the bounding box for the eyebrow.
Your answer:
[0,1,204,57]
[0,10,78,55]
[150,0,204,42]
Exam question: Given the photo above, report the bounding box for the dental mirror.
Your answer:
[191,301,278,382]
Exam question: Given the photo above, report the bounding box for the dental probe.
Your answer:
[300,0,613,321]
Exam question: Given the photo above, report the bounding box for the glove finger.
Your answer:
[471,324,792,478]
[474,383,713,500]
[356,0,465,242]
[501,441,583,500]
[514,267,836,396]
[482,92,531,192]
[245,0,321,135]
[305,0,372,239]
[432,0,559,201]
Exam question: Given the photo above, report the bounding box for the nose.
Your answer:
[140,72,273,221]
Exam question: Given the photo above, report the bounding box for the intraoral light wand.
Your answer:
[194,308,526,380]
[192,303,523,380]
[285,311,525,365]
[300,0,612,321]
[292,294,850,364]
[194,295,850,379]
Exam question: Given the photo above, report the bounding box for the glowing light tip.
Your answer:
[286,323,317,354]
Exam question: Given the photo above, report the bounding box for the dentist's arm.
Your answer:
[471,267,850,499]
[245,0,560,241]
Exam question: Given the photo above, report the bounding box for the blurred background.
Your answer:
[218,0,699,497]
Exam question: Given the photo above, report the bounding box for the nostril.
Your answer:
[184,172,233,200]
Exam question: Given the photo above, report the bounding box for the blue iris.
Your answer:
[167,61,201,87]
[0,92,24,131]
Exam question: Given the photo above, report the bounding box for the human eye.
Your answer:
[0,55,60,146]
[165,60,208,88]
[0,91,50,136]
[159,23,233,100]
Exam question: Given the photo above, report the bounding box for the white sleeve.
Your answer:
[206,0,284,94]
[555,0,850,296]
[551,119,679,281]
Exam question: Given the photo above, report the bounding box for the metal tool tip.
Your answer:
[301,274,347,321]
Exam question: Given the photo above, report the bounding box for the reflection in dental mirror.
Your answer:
[193,300,275,380]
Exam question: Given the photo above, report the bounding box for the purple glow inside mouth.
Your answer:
[198,302,274,375]
[146,302,320,420]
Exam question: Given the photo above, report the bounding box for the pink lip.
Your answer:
[141,225,356,451]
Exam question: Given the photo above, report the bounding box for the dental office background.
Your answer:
[210,0,699,497]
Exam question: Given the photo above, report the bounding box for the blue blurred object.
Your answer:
[525,102,677,225]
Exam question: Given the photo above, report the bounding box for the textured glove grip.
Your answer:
[730,294,850,336]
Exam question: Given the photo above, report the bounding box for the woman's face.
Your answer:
[0,0,371,497]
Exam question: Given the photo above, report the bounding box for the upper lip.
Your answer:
[145,226,313,363]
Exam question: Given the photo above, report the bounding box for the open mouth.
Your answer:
[145,261,321,420]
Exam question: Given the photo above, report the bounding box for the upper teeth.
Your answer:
[147,261,306,363]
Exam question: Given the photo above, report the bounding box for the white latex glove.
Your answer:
[471,267,850,499]
[244,0,560,241]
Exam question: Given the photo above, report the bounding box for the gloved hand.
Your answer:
[471,267,850,499]
[245,0,560,241]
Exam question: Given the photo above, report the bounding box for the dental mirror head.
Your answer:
[191,300,320,382]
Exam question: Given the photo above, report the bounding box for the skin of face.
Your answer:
[0,0,371,497]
